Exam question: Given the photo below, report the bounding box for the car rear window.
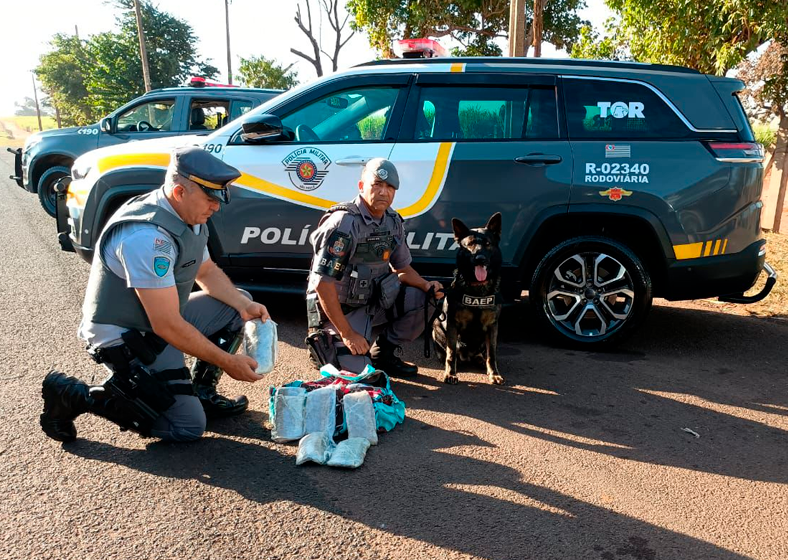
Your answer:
[731,93,755,142]
[563,78,691,140]
[414,85,558,141]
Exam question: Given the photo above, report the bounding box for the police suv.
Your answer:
[9,77,280,217]
[57,47,774,347]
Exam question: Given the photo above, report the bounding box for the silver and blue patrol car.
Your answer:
[57,56,774,347]
[9,79,280,217]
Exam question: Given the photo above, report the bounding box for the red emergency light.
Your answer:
[392,38,449,59]
[188,76,239,88]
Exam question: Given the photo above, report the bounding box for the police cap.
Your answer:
[363,158,399,190]
[173,145,241,204]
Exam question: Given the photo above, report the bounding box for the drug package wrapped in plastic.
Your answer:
[304,385,337,436]
[243,319,278,375]
[326,437,371,469]
[296,432,336,466]
[344,390,378,445]
[271,386,307,443]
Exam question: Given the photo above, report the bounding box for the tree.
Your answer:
[238,56,300,90]
[14,96,53,117]
[36,2,218,126]
[292,0,355,77]
[346,0,588,58]
[570,17,629,60]
[590,0,788,75]
[36,33,95,126]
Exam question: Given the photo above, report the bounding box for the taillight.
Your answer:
[706,142,764,163]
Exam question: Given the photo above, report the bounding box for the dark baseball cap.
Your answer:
[363,158,399,190]
[173,145,241,204]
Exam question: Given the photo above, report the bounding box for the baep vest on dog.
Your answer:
[82,192,208,332]
[308,202,404,314]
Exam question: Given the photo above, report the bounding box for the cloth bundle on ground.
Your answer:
[270,365,405,468]
[243,319,278,374]
[269,364,405,442]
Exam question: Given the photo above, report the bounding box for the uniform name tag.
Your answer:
[461,294,496,307]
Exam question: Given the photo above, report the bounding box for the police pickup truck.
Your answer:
[56,53,775,347]
[9,78,280,217]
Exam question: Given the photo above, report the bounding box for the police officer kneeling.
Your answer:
[40,146,270,443]
[306,158,443,376]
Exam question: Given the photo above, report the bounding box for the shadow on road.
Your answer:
[66,416,749,560]
[62,293,785,558]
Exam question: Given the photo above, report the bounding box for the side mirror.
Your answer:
[100,117,113,134]
[241,114,285,142]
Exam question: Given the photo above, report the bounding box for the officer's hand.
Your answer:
[425,280,445,299]
[342,331,370,356]
[222,353,262,382]
[240,302,270,323]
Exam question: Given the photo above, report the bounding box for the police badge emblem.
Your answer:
[328,236,346,256]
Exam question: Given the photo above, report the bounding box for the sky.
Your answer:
[0,0,614,117]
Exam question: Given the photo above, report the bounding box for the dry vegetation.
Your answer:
[692,231,788,319]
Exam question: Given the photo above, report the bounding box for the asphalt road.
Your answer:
[1,152,786,560]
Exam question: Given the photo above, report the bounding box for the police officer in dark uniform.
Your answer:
[40,146,270,443]
[305,158,443,376]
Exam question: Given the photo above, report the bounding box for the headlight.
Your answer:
[71,161,92,180]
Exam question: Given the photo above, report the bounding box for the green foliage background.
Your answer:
[36,0,218,127]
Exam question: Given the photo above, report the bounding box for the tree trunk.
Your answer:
[772,109,788,233]
[533,0,544,57]
[508,0,526,57]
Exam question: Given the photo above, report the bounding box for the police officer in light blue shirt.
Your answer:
[40,146,271,443]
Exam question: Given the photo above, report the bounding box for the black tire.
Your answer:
[530,236,652,348]
[37,165,71,218]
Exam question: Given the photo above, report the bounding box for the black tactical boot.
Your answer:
[40,370,90,442]
[370,336,418,378]
[191,327,249,419]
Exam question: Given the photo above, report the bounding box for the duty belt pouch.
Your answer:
[347,265,374,305]
[305,330,340,369]
[376,272,401,310]
[306,293,323,329]
[121,329,166,365]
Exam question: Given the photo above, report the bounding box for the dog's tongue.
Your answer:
[475,265,488,282]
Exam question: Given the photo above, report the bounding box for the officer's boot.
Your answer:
[40,370,91,442]
[191,327,249,419]
[370,336,418,378]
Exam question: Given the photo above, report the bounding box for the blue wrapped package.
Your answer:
[243,319,278,374]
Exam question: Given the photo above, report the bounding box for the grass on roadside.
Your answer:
[753,121,777,149]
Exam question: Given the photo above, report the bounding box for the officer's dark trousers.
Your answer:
[106,289,249,442]
[323,286,433,372]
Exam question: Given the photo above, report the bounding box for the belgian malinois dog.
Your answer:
[433,213,504,385]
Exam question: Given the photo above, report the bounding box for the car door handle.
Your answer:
[514,154,563,165]
[336,157,372,166]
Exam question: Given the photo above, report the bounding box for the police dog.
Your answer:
[433,213,504,385]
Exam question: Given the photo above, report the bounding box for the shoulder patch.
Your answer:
[153,256,171,278]
[154,237,172,254]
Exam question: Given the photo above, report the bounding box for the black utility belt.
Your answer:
[88,329,168,367]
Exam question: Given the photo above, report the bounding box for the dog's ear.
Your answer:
[485,212,502,239]
[451,217,471,242]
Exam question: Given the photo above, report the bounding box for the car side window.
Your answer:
[414,86,558,141]
[563,78,689,139]
[280,86,401,143]
[189,99,230,131]
[230,99,254,121]
[116,99,175,132]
